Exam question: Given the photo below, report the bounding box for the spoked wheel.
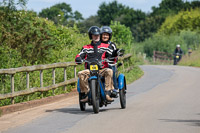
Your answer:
[91,79,100,113]
[79,93,86,111]
[119,79,126,109]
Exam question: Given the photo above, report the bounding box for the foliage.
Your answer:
[179,47,200,67]
[132,16,164,42]
[97,0,146,26]
[125,66,144,84]
[97,0,127,25]
[0,10,56,65]
[151,0,185,17]
[0,0,27,10]
[139,30,200,57]
[39,2,83,25]
[110,21,133,48]
[158,8,200,35]
[77,15,100,33]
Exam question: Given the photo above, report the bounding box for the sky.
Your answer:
[25,0,192,19]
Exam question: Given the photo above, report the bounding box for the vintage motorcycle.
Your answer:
[77,58,127,114]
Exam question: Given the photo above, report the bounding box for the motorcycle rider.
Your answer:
[75,26,114,102]
[100,26,121,95]
[173,44,183,64]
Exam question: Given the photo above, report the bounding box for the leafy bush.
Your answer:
[158,8,200,35]
[110,21,133,46]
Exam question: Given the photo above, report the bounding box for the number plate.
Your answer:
[176,56,179,58]
[90,65,98,70]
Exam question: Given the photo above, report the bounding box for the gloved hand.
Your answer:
[117,49,125,56]
[112,49,119,57]
[113,49,124,57]
[75,57,83,64]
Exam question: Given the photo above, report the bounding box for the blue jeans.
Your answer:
[109,65,118,89]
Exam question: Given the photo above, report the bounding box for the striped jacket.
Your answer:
[75,41,113,69]
[107,41,118,65]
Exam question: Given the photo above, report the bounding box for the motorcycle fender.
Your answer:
[89,76,97,80]
[118,74,125,90]
[77,78,81,93]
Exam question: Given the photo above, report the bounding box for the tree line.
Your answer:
[38,0,200,42]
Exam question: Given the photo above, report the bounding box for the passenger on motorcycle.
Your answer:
[75,26,114,102]
[100,26,120,93]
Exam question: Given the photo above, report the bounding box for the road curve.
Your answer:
[2,65,200,133]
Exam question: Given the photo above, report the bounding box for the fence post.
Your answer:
[74,66,77,87]
[122,60,125,72]
[1,75,5,93]
[52,68,55,95]
[26,72,30,101]
[64,67,67,91]
[74,66,76,78]
[11,74,15,104]
[40,70,43,98]
[153,51,156,63]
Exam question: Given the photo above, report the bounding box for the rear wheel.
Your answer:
[91,79,100,113]
[79,93,86,111]
[119,79,126,109]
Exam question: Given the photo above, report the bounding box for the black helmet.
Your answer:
[100,26,112,40]
[88,26,101,40]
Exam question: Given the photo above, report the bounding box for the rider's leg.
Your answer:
[78,69,90,102]
[100,68,114,101]
[109,65,118,89]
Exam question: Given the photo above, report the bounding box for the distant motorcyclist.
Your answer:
[173,44,183,65]
[75,26,114,102]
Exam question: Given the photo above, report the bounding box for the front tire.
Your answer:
[119,79,126,109]
[91,79,100,113]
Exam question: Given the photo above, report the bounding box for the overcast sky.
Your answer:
[26,0,192,19]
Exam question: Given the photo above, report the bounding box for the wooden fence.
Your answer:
[153,51,173,63]
[0,54,132,105]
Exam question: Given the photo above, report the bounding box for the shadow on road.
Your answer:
[46,107,93,115]
[160,119,200,127]
[45,107,121,115]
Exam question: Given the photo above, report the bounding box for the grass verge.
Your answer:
[123,66,144,84]
[179,48,200,67]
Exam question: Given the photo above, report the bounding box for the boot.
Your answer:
[105,90,114,102]
[111,89,118,98]
[80,96,88,102]
[106,95,114,102]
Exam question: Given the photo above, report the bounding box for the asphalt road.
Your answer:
[2,65,200,133]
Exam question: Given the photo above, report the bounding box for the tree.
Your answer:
[97,0,127,25]
[116,8,146,28]
[0,0,27,10]
[110,21,133,46]
[158,8,200,35]
[132,16,164,42]
[151,0,184,17]
[77,15,100,33]
[39,2,83,25]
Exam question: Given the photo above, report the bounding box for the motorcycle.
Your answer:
[173,53,181,65]
[77,58,127,114]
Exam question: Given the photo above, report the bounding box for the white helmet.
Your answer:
[176,44,180,48]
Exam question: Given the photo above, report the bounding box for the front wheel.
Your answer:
[91,79,100,113]
[119,79,126,109]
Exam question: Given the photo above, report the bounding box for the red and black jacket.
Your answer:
[75,41,113,69]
